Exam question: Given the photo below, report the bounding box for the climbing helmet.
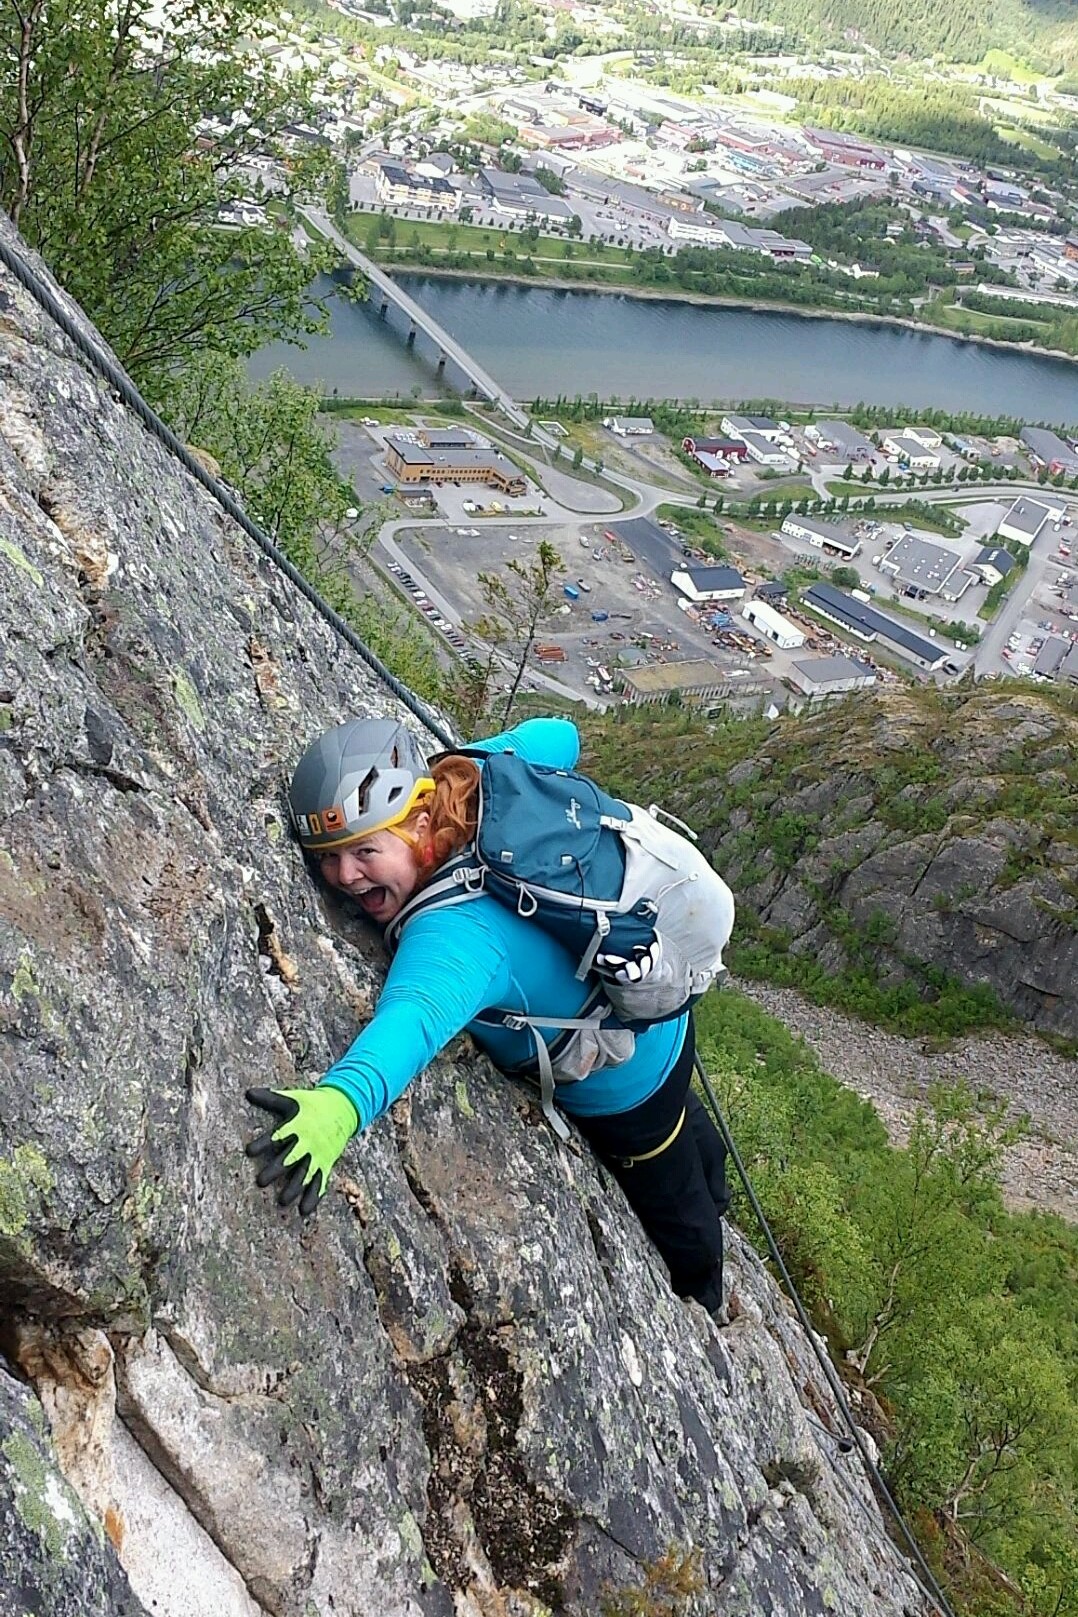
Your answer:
[288,718,434,852]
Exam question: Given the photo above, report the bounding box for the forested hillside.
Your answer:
[582,683,1078,1042]
[732,0,1078,69]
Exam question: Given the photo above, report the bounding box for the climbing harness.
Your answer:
[0,227,956,1617]
[619,1107,685,1167]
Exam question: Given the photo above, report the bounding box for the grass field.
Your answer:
[345,213,638,283]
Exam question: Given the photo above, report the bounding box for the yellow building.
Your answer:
[384,436,526,496]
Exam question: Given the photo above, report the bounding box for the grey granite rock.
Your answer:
[0,217,930,1616]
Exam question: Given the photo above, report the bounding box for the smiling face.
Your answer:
[317,812,430,924]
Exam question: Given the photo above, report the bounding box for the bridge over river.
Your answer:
[300,207,530,431]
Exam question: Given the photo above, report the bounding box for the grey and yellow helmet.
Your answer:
[288,718,434,853]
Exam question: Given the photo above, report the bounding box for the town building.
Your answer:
[740,431,795,468]
[376,161,458,211]
[807,421,874,462]
[682,436,749,462]
[742,599,806,649]
[804,127,887,170]
[667,217,812,260]
[878,535,970,600]
[754,581,789,604]
[1021,426,1078,475]
[902,426,943,450]
[478,167,573,221]
[670,565,747,602]
[996,495,1067,547]
[803,582,947,672]
[721,413,781,441]
[787,655,877,698]
[1061,643,1078,685]
[417,427,479,449]
[780,515,861,559]
[604,416,654,437]
[881,433,941,469]
[970,546,1017,587]
[384,436,526,495]
[1034,638,1069,679]
[619,659,769,706]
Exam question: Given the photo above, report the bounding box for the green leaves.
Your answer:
[0,0,334,390]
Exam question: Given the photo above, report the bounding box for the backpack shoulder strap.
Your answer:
[384,851,486,954]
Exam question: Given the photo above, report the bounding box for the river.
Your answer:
[250,275,1078,426]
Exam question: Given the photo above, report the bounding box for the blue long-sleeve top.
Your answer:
[319,717,687,1129]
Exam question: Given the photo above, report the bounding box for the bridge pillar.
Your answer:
[467,383,478,400]
[379,298,389,319]
[406,326,417,347]
[436,353,447,375]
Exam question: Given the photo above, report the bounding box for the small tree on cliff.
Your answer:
[476,540,565,724]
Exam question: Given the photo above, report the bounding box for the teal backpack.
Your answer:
[384,751,735,1137]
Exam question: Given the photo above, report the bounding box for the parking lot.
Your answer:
[388,521,791,701]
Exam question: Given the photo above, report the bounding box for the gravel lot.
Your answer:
[731,980,1078,1223]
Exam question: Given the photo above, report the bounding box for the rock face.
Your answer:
[0,218,929,1616]
[591,689,1078,1041]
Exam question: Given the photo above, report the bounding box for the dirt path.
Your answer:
[732,980,1078,1224]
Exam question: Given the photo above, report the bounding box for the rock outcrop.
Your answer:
[0,218,929,1616]
[587,689,1078,1041]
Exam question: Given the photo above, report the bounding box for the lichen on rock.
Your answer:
[0,216,931,1615]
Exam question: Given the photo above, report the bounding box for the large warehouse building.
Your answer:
[803,582,946,672]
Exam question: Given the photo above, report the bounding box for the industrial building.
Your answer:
[740,431,796,468]
[742,599,806,649]
[384,436,526,495]
[780,514,861,558]
[619,659,769,706]
[670,565,747,602]
[878,535,970,600]
[1020,426,1078,475]
[995,495,1067,548]
[881,433,941,469]
[720,413,781,441]
[803,582,947,672]
[807,421,874,462]
[787,655,877,698]
[478,167,573,221]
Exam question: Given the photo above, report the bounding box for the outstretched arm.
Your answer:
[317,904,513,1129]
[470,716,579,770]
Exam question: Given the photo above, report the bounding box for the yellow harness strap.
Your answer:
[621,1107,686,1167]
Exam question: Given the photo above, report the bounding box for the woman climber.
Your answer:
[245,715,732,1316]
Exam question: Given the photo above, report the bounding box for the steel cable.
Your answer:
[1,224,954,1617]
[0,234,456,752]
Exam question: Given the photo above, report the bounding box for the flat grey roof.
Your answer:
[805,582,945,664]
[1000,498,1049,537]
[386,437,433,465]
[883,535,965,591]
[1034,638,1069,676]
[817,419,874,450]
[787,515,858,546]
[792,655,876,682]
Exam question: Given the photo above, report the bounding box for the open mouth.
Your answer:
[354,884,389,914]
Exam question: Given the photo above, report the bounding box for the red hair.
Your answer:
[398,754,480,881]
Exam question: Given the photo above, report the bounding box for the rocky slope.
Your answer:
[587,688,1078,1043]
[0,222,932,1614]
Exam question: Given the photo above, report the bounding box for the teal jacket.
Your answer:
[319,717,688,1131]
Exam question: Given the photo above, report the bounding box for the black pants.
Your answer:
[574,1023,730,1313]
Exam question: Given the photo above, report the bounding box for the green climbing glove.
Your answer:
[245,1085,359,1217]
